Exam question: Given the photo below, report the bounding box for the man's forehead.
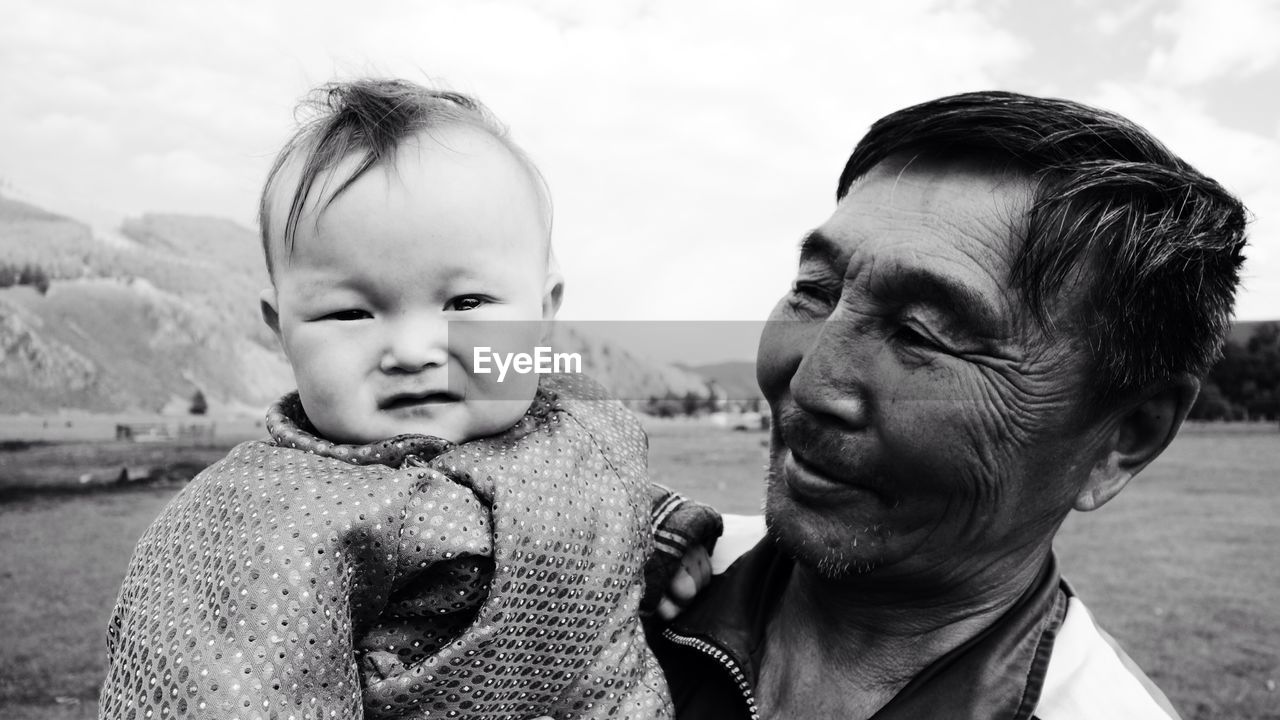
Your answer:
[822,157,1034,264]
[804,158,1045,332]
[846,154,1034,209]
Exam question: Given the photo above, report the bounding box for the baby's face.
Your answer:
[261,127,558,445]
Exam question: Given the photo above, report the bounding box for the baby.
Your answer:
[100,79,719,720]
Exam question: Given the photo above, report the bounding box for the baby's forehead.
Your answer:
[264,125,551,269]
[283,124,535,196]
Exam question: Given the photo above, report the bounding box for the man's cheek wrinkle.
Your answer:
[974,377,1037,449]
[954,404,1008,499]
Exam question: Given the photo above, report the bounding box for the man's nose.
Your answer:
[379,315,449,373]
[790,314,874,430]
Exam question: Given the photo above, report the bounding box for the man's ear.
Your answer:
[1075,375,1199,512]
[260,288,282,338]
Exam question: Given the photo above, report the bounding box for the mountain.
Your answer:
[549,324,715,403]
[0,195,713,415]
[0,200,291,414]
[683,360,762,403]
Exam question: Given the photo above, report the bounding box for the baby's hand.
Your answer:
[710,513,767,574]
[656,543,711,621]
[656,514,766,621]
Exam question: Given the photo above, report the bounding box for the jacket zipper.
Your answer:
[662,627,761,720]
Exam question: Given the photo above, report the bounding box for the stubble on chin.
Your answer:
[763,461,885,581]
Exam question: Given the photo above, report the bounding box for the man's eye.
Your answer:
[895,323,942,350]
[321,309,371,321]
[446,295,490,312]
[789,281,837,311]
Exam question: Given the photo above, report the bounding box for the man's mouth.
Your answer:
[378,391,462,411]
[783,445,847,491]
[781,447,895,506]
[777,415,854,484]
[775,410,894,503]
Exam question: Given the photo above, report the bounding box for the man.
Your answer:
[653,91,1247,719]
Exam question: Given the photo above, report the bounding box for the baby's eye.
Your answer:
[321,309,372,321]
[446,295,490,312]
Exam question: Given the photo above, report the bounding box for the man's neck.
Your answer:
[755,547,1052,720]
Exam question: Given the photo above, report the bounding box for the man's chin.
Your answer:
[764,480,886,580]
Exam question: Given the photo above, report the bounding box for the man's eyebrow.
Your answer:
[797,230,1004,333]
[879,266,1003,332]
[797,230,844,268]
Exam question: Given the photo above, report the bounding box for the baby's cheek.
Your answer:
[295,356,364,428]
[469,383,538,437]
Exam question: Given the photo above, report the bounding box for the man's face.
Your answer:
[262,127,555,445]
[758,158,1108,586]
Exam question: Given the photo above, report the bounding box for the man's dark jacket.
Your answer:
[649,539,1181,719]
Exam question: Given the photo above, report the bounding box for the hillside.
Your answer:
[0,201,290,414]
[684,360,762,403]
[0,195,713,415]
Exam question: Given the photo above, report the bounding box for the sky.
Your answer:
[2,0,1277,355]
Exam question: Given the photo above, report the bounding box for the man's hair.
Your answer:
[259,78,550,276]
[838,90,1248,407]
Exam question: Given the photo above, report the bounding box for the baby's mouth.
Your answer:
[378,392,462,411]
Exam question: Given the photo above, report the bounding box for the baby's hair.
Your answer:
[259,78,551,276]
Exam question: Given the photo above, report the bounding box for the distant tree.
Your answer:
[642,393,682,418]
[0,263,51,293]
[189,390,208,416]
[1190,382,1234,421]
[1247,322,1280,353]
[682,391,702,417]
[644,395,661,416]
[1195,322,1280,421]
[1245,324,1280,418]
[704,381,727,413]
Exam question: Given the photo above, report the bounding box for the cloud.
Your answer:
[1095,1,1160,35]
[4,0,1273,324]
[1090,82,1280,320]
[3,0,1032,321]
[1148,0,1280,85]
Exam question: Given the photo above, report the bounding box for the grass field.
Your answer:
[0,421,1276,719]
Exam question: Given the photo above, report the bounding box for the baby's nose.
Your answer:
[380,317,449,373]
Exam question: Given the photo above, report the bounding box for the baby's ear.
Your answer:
[542,253,564,321]
[543,275,564,320]
[259,288,282,337]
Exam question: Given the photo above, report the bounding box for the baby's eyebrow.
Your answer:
[289,275,360,298]
[290,277,330,295]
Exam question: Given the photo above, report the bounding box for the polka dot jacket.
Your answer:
[100,374,720,719]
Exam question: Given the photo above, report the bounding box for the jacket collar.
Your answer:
[266,392,455,469]
[669,539,1068,720]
